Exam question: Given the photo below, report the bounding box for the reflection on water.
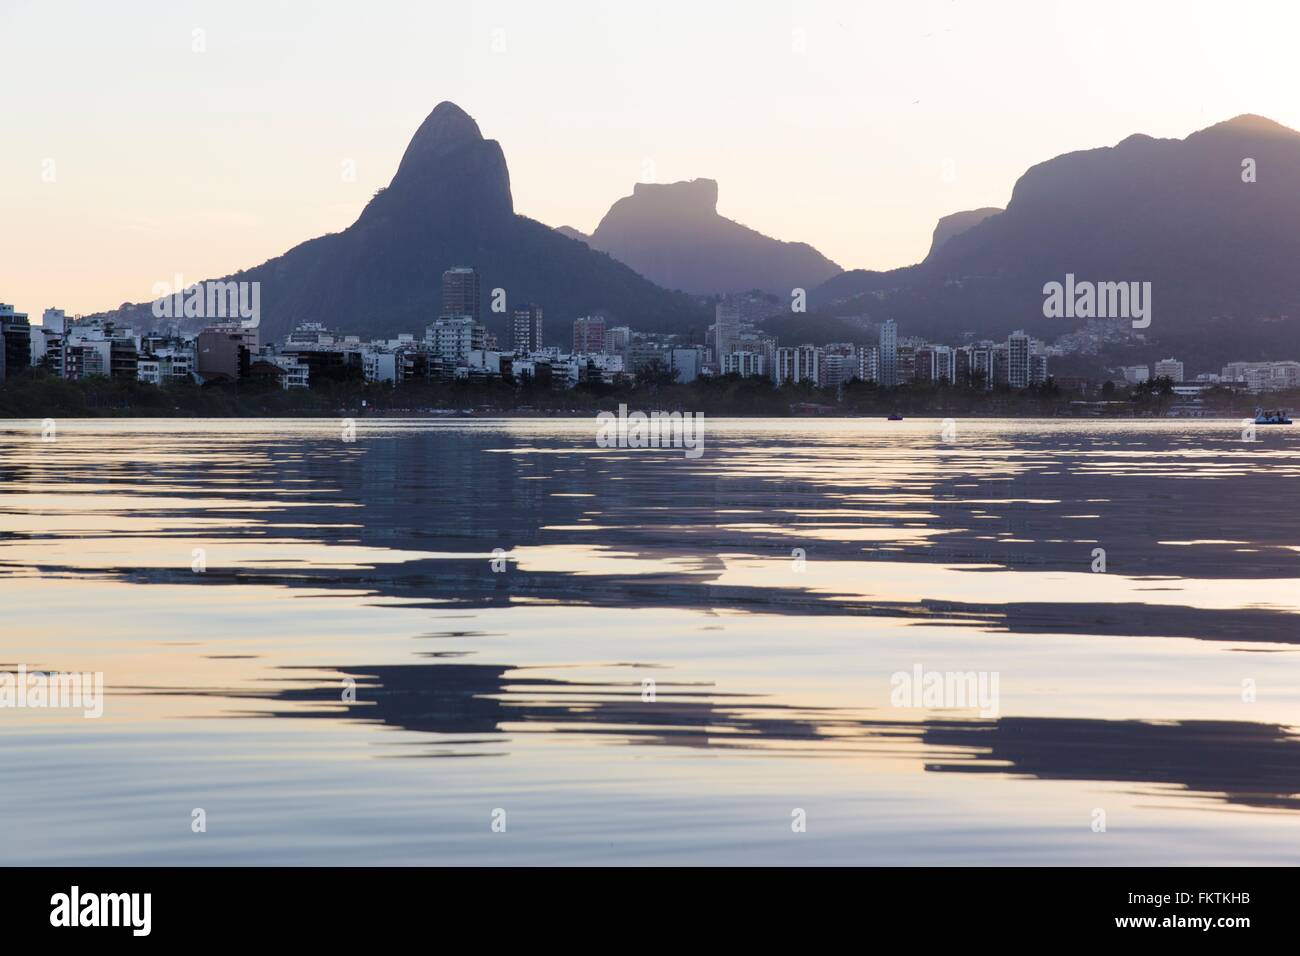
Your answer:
[160,660,1300,811]
[3,418,1300,864]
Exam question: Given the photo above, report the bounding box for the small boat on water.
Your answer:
[887,413,904,421]
[1254,407,1293,425]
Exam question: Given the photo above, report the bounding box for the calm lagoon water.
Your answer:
[3,417,1300,864]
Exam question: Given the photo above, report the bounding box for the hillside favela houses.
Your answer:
[3,279,1300,405]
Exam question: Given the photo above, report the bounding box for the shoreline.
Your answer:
[0,411,1273,422]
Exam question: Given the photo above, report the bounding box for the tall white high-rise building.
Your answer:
[604,326,631,355]
[722,351,766,378]
[879,320,898,387]
[427,316,480,362]
[857,345,879,383]
[1007,330,1030,388]
[932,345,955,384]
[775,345,820,385]
[42,308,67,334]
[32,308,68,375]
[965,345,994,390]
[714,300,741,360]
[820,352,854,389]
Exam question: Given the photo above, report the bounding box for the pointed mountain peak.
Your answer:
[393,101,489,179]
[414,101,483,145]
[382,100,513,217]
[90,101,705,341]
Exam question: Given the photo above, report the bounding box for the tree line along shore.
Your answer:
[0,366,1280,419]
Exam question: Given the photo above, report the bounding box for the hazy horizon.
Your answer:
[4,0,1299,319]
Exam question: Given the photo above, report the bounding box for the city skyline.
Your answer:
[14,277,1296,403]
[5,1,1300,318]
[11,246,1298,404]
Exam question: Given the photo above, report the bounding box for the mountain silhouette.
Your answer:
[98,102,706,343]
[561,178,841,295]
[812,114,1300,361]
[553,225,589,243]
[926,207,1002,258]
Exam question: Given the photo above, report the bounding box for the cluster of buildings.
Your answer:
[1103,358,1300,393]
[0,271,645,391]
[0,303,286,388]
[712,305,1051,390]
[1,287,1050,393]
[7,279,1300,398]
[1217,360,1300,392]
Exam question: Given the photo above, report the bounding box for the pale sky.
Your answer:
[3,0,1299,319]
